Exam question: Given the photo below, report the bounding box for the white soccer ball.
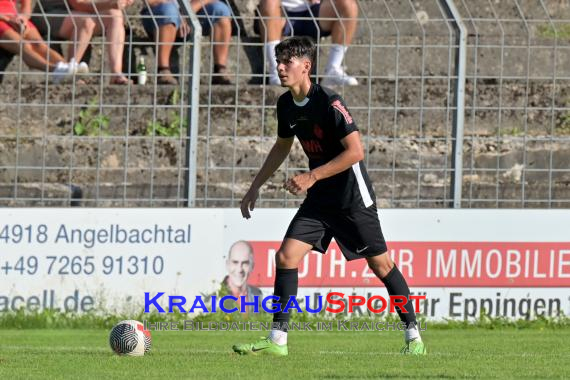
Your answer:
[109,320,151,356]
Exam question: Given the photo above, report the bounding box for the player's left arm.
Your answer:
[284,131,364,195]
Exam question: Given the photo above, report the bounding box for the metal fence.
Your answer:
[1,0,569,208]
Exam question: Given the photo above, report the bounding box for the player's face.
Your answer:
[277,56,310,87]
[226,244,252,288]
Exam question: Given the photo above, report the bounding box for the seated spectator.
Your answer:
[141,0,232,85]
[33,0,134,85]
[258,0,358,86]
[0,0,78,82]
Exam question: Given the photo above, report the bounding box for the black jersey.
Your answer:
[277,83,376,210]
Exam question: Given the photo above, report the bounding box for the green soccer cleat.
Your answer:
[232,337,288,356]
[400,339,427,355]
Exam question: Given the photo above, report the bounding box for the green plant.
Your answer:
[537,24,570,39]
[73,97,110,136]
[557,111,570,135]
[146,88,187,137]
[502,126,524,136]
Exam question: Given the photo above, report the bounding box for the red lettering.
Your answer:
[300,140,323,153]
[332,99,353,124]
[347,295,365,312]
[389,295,407,313]
[408,295,426,313]
[325,292,345,313]
[366,295,387,313]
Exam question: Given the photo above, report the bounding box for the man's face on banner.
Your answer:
[226,242,252,288]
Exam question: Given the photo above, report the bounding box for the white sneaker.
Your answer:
[320,66,358,86]
[77,62,89,74]
[52,61,73,83]
[70,58,89,74]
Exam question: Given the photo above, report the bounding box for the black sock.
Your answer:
[272,268,298,332]
[381,266,417,328]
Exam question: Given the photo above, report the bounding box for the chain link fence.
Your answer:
[1,0,569,208]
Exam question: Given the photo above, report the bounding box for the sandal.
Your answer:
[110,75,133,85]
[211,64,232,85]
[157,67,178,85]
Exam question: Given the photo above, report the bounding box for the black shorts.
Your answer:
[285,203,387,261]
[282,4,332,40]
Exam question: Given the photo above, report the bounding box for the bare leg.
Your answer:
[258,0,285,82]
[59,13,97,62]
[212,17,231,66]
[153,23,178,84]
[318,0,358,46]
[0,28,63,71]
[258,0,285,43]
[26,27,66,63]
[101,9,126,77]
[366,252,394,279]
[155,23,176,69]
[275,238,312,269]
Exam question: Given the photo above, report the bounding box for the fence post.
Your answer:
[180,2,202,207]
[441,0,466,208]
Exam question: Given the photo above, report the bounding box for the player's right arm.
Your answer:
[241,136,294,219]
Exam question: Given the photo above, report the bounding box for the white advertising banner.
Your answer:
[1,209,569,320]
[223,209,570,320]
[0,209,225,313]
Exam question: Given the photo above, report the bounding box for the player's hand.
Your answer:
[240,187,259,219]
[284,172,318,195]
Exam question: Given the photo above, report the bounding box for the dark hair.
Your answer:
[275,36,316,68]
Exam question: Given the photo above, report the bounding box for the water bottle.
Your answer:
[137,56,147,85]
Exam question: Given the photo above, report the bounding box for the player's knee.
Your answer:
[366,253,393,276]
[275,249,298,269]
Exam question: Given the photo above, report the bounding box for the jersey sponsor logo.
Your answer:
[300,139,323,153]
[313,124,323,139]
[331,99,353,124]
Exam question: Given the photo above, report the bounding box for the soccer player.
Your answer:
[232,36,426,356]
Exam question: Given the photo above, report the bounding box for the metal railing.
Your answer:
[0,0,569,208]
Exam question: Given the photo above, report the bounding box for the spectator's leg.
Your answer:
[141,3,181,85]
[101,9,130,84]
[156,24,177,70]
[26,27,67,64]
[212,17,231,69]
[200,1,232,84]
[258,0,285,83]
[59,13,97,63]
[155,23,178,85]
[318,0,358,46]
[318,0,358,85]
[0,28,63,71]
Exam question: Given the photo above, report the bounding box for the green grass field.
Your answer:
[0,328,568,379]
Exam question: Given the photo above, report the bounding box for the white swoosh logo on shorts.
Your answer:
[289,123,296,129]
[356,246,368,254]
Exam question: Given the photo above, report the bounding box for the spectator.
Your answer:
[33,0,134,85]
[141,0,232,85]
[258,0,358,86]
[221,240,262,310]
[0,0,78,82]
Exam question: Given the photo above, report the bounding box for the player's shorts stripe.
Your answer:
[352,163,373,208]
